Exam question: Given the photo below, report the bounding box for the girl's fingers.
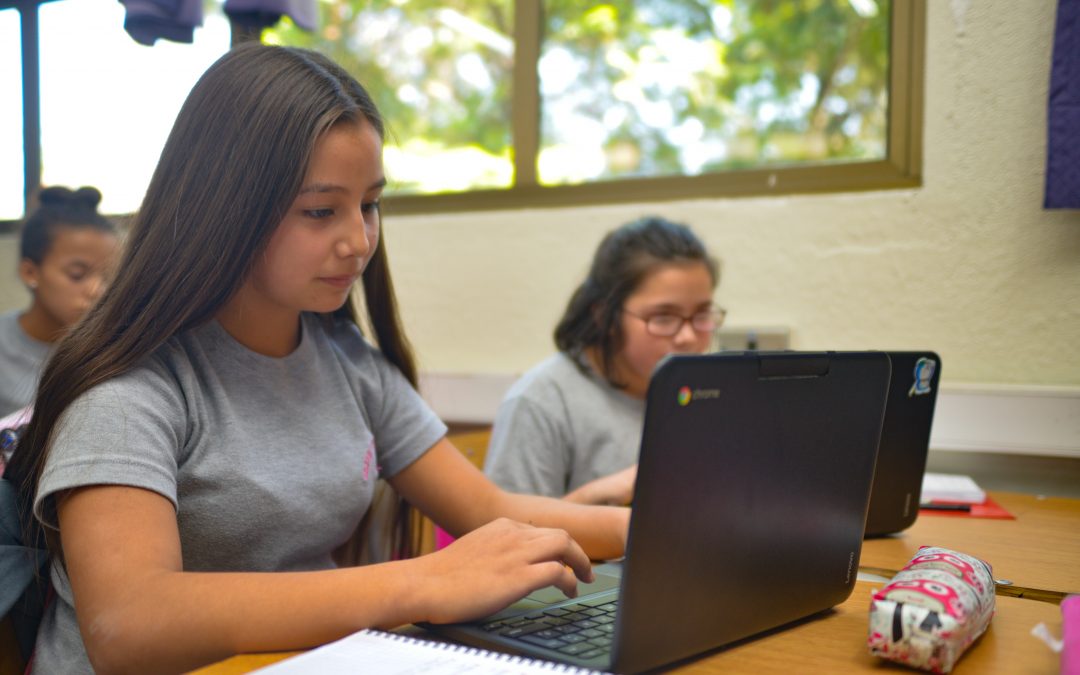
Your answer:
[534,560,581,598]
[518,525,594,584]
[433,518,597,617]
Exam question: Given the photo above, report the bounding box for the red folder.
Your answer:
[919,495,1015,519]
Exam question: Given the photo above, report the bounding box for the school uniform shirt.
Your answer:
[31,312,446,674]
[484,352,644,498]
[0,310,50,418]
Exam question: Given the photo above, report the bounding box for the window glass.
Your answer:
[264,0,514,195]
[0,8,24,220]
[38,0,230,215]
[538,0,890,186]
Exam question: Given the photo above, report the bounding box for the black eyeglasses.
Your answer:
[622,306,727,337]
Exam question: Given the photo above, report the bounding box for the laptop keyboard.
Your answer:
[480,595,618,659]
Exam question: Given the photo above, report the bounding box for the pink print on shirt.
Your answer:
[362,440,379,481]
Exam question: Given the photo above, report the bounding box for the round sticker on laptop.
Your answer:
[908,357,937,397]
[677,386,692,406]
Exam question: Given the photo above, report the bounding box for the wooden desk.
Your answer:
[191,489,1076,674]
[860,491,1080,597]
[190,580,1063,674]
[673,580,1061,675]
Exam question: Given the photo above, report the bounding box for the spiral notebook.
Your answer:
[255,629,604,674]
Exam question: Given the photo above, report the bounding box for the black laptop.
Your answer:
[424,351,891,673]
[863,351,942,537]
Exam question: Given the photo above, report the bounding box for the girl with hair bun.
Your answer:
[0,186,118,417]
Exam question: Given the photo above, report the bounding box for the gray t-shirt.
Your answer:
[484,353,644,498]
[0,309,50,418]
[31,312,446,674]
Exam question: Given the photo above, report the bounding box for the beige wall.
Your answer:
[386,0,1080,385]
[3,0,1078,387]
[0,237,25,312]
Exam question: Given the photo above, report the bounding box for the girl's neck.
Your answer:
[18,305,64,343]
[215,298,302,358]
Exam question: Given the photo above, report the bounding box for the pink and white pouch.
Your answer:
[868,546,995,673]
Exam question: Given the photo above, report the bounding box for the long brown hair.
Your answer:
[9,43,418,557]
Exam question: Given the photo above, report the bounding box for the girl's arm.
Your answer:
[563,463,638,505]
[58,482,597,675]
[390,437,631,560]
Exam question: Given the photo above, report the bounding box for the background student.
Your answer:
[0,186,118,418]
[484,216,721,505]
[6,43,628,675]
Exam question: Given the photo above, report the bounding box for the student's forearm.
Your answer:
[81,560,429,675]
[563,482,604,505]
[487,491,629,561]
[393,441,630,561]
[562,465,637,507]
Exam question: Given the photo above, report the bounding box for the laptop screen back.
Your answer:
[612,351,890,672]
[864,351,942,537]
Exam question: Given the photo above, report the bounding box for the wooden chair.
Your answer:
[445,427,492,472]
[0,614,25,675]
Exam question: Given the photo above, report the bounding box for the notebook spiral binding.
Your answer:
[372,630,607,673]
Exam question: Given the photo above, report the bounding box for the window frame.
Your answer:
[3,0,925,230]
[0,0,249,232]
[383,0,926,216]
[2,0,52,231]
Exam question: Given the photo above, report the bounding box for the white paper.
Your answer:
[255,629,605,674]
[921,472,986,504]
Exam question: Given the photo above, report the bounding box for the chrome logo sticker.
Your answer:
[677,386,692,406]
[677,386,721,405]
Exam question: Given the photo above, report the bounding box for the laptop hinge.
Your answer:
[757,353,831,379]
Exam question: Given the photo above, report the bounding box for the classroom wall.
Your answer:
[0,238,20,311]
[384,0,1080,387]
[1,0,1077,391]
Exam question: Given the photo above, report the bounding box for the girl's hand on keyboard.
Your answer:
[414,517,594,624]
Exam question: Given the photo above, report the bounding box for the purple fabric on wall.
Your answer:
[1045,0,1080,209]
[119,0,316,45]
[224,0,317,31]
[119,0,203,45]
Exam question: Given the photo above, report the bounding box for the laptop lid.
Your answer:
[863,351,942,537]
[424,351,890,674]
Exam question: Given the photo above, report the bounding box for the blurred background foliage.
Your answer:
[264,0,889,193]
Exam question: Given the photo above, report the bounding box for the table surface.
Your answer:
[190,580,1063,674]
[190,490,1076,674]
[860,491,1080,596]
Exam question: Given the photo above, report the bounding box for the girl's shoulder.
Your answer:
[507,352,599,401]
[76,322,236,411]
[0,310,35,348]
[77,339,191,408]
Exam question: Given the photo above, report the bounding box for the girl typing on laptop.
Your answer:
[484,217,722,505]
[6,44,628,675]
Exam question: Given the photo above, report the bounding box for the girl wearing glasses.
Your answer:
[485,216,721,506]
[7,44,627,674]
[0,186,117,418]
